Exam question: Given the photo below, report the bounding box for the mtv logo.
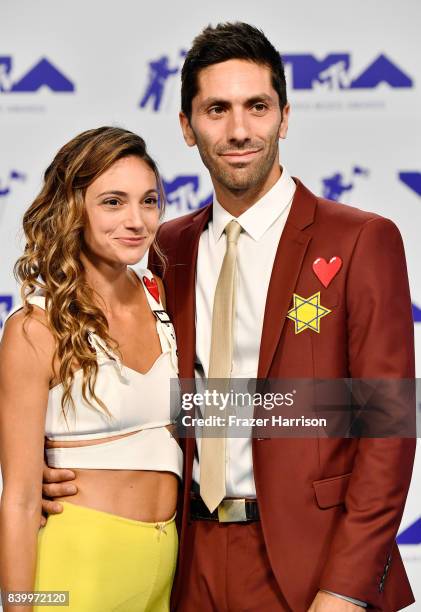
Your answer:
[283,53,413,91]
[0,295,13,330]
[163,175,212,212]
[399,172,421,197]
[0,57,75,93]
[397,518,421,545]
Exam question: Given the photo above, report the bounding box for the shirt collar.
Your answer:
[212,166,296,242]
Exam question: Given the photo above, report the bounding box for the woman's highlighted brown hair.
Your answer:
[14,126,166,416]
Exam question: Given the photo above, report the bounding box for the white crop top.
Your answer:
[4,268,183,478]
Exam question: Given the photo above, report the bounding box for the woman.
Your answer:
[0,127,182,612]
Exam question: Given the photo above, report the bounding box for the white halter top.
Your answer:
[4,268,182,478]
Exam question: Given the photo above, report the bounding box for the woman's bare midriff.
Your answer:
[45,428,179,523]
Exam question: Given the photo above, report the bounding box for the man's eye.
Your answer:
[253,103,267,112]
[208,106,225,115]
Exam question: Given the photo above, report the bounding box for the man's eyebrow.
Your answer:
[96,189,158,198]
[199,93,276,109]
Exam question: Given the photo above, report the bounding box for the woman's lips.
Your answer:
[115,236,147,246]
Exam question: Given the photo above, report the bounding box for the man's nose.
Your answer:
[226,109,251,144]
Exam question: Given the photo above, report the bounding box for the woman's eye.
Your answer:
[104,198,120,207]
[144,197,158,207]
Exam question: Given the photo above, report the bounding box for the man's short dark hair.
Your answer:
[181,22,287,121]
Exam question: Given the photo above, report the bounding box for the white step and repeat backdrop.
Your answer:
[1,0,420,607]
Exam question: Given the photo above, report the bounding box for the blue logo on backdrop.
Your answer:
[139,53,184,112]
[139,51,413,112]
[283,53,413,91]
[0,169,26,198]
[321,166,369,201]
[0,295,13,330]
[399,172,421,197]
[163,175,212,212]
[0,57,74,93]
[413,304,421,323]
[397,518,421,545]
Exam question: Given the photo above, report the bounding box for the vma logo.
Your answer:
[321,166,369,201]
[0,295,13,331]
[397,518,421,545]
[283,53,413,91]
[399,172,421,197]
[0,57,75,93]
[163,175,212,212]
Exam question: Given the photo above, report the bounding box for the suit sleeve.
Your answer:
[319,217,416,605]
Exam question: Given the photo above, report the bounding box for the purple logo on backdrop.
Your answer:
[283,53,413,91]
[413,304,421,323]
[139,50,413,113]
[0,169,26,198]
[163,175,212,212]
[0,295,13,330]
[397,518,421,545]
[139,52,185,112]
[399,172,421,197]
[321,166,369,201]
[0,57,74,93]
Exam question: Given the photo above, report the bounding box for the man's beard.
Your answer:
[194,128,281,194]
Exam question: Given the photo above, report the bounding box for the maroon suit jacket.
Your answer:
[149,179,416,611]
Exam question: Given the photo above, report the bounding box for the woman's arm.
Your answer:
[0,308,55,612]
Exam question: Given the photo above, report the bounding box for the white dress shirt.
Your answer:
[192,166,296,497]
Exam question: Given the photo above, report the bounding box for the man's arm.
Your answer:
[318,217,416,606]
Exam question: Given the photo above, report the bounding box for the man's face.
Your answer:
[180,59,289,195]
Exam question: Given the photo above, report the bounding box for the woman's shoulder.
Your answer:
[1,299,55,358]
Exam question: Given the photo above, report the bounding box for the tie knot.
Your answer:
[224,220,242,244]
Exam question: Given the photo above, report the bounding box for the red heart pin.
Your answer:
[143,276,160,302]
[312,257,342,288]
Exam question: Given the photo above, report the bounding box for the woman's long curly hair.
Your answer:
[14,126,166,417]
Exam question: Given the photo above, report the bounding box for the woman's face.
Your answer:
[83,155,160,267]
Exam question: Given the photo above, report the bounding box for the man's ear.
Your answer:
[179,112,197,147]
[279,103,290,140]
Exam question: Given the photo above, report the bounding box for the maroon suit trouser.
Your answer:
[176,519,290,611]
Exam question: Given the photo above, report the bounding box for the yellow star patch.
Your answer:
[286,291,331,334]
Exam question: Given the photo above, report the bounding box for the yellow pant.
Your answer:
[34,501,178,611]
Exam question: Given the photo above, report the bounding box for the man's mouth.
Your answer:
[220,149,261,163]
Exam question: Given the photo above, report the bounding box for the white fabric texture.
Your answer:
[4,268,182,477]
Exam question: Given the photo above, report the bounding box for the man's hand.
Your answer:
[40,463,77,527]
[308,591,364,611]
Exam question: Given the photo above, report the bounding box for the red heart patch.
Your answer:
[312,257,342,288]
[143,276,160,303]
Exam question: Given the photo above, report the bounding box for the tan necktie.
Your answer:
[200,219,242,512]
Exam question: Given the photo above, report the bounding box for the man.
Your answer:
[43,22,415,611]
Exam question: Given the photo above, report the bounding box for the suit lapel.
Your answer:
[257,180,317,379]
[174,205,211,379]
